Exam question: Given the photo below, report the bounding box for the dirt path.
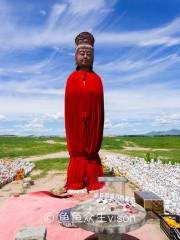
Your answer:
[24,151,69,161]
[123,146,170,151]
[23,150,128,162]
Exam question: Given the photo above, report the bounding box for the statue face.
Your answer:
[75,46,94,70]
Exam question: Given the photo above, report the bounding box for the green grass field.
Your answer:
[0,136,67,159]
[30,158,69,179]
[102,135,180,149]
[0,135,179,163]
[102,136,180,163]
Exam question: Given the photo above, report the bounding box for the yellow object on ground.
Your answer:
[163,216,180,228]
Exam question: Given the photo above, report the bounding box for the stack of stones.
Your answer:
[0,159,34,187]
[22,177,35,188]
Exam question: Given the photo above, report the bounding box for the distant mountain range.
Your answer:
[1,129,180,137]
[146,129,180,136]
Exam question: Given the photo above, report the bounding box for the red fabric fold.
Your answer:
[64,155,104,191]
[64,70,104,191]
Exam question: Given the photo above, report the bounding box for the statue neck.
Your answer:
[76,66,93,71]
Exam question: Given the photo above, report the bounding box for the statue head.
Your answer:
[75,32,95,71]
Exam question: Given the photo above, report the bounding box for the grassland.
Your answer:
[0,135,179,163]
[102,135,180,149]
[0,136,66,159]
[102,136,180,163]
[30,158,69,179]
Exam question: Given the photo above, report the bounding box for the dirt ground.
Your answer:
[0,150,168,239]
[0,150,125,207]
[123,146,170,151]
[24,149,127,162]
[0,171,64,206]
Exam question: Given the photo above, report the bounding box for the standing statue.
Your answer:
[64,32,104,193]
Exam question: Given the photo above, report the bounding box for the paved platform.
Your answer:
[0,191,168,240]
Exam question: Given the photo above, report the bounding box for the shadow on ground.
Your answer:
[85,233,140,240]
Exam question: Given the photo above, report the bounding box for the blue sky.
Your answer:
[0,0,180,136]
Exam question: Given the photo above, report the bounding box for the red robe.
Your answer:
[64,70,104,191]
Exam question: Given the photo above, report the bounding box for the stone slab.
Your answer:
[15,226,47,240]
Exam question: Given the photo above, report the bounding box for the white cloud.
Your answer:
[0,78,65,96]
[67,0,106,15]
[0,96,64,115]
[15,0,112,49]
[96,17,180,47]
[0,114,6,120]
[97,52,180,82]
[11,49,60,74]
[15,87,64,96]
[0,83,180,119]
[23,118,44,132]
[12,117,51,134]
[105,85,180,117]
[44,112,64,120]
[46,3,67,31]
[1,1,179,50]
[153,113,180,126]
[98,53,180,73]
[16,117,54,134]
[104,119,129,129]
[104,119,112,129]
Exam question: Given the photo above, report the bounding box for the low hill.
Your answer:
[146,129,180,136]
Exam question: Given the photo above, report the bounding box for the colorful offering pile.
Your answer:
[163,216,180,228]
[94,193,138,215]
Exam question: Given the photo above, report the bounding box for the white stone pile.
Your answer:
[103,155,180,215]
[0,159,35,187]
